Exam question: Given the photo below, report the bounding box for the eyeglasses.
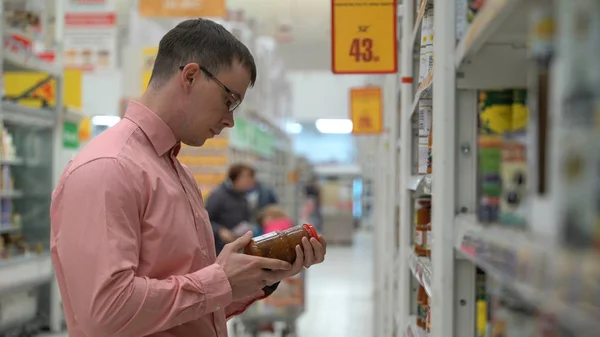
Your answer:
[179,65,241,112]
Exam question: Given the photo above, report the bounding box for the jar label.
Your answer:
[426,231,432,249]
[415,230,424,247]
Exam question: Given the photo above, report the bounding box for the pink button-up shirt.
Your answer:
[50,101,262,337]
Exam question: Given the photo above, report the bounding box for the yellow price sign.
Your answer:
[331,0,398,74]
[350,87,383,134]
[138,0,226,18]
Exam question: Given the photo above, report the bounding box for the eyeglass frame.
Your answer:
[179,65,242,112]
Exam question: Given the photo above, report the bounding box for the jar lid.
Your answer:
[303,223,319,239]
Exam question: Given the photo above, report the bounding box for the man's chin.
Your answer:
[182,138,207,147]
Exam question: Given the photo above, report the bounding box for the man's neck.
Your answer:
[140,85,181,138]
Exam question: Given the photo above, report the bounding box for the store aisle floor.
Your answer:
[296,229,373,337]
[38,230,373,337]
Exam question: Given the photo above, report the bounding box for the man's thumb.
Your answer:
[230,231,253,250]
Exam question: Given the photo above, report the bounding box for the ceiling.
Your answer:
[227,0,332,71]
[113,0,333,71]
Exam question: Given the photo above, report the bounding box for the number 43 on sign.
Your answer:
[331,0,397,74]
[349,38,378,62]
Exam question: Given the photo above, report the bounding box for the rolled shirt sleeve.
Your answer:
[51,158,233,337]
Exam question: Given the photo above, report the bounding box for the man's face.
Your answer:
[234,169,256,192]
[177,61,251,146]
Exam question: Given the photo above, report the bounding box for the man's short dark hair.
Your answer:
[149,18,257,88]
[228,163,255,182]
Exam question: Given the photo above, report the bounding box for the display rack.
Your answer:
[391,0,600,337]
[0,0,67,333]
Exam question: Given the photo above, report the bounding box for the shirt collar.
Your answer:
[124,100,179,157]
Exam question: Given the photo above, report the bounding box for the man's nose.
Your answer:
[222,112,234,128]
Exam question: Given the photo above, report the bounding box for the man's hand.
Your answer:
[218,227,235,243]
[216,232,292,301]
[270,235,327,280]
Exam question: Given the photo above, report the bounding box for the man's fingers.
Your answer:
[227,231,253,251]
[254,256,292,271]
[318,235,327,255]
[302,237,314,268]
[293,244,304,269]
[310,237,325,264]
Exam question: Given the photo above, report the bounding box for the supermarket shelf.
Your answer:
[455,214,600,334]
[3,38,61,76]
[0,224,19,234]
[0,190,23,198]
[0,253,53,295]
[408,250,432,298]
[411,0,429,47]
[0,157,23,165]
[408,174,432,195]
[405,315,428,337]
[455,0,530,69]
[1,102,57,128]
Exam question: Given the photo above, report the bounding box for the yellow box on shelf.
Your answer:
[4,69,83,109]
[194,173,227,185]
[179,155,228,166]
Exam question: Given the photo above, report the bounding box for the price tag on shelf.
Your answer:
[350,87,383,134]
[331,0,398,74]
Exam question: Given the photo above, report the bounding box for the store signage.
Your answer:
[350,87,383,134]
[67,0,115,11]
[138,0,226,18]
[331,0,398,74]
[63,121,81,149]
[63,12,117,72]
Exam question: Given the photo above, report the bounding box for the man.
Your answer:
[303,176,323,231]
[205,163,256,254]
[50,18,326,337]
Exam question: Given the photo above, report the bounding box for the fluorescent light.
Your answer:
[92,115,121,127]
[315,119,353,134]
[286,122,303,134]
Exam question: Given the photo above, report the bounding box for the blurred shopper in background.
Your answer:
[303,176,323,231]
[206,163,256,254]
[246,178,278,233]
[258,204,294,234]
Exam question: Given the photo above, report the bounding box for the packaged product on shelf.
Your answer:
[425,4,434,76]
[418,137,429,174]
[414,196,431,257]
[426,295,431,332]
[417,285,427,329]
[419,3,430,83]
[478,136,502,223]
[427,122,433,175]
[499,90,529,228]
[479,90,514,135]
[418,100,432,137]
[456,0,486,40]
[478,90,513,223]
[418,100,432,174]
[476,268,488,337]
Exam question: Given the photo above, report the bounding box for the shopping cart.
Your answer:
[230,272,305,337]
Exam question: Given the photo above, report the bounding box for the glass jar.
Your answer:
[244,224,318,264]
[415,197,431,257]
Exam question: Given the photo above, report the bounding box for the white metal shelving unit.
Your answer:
[1,0,67,333]
[394,0,600,336]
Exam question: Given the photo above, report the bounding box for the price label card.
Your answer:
[331,0,398,74]
[350,87,383,134]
